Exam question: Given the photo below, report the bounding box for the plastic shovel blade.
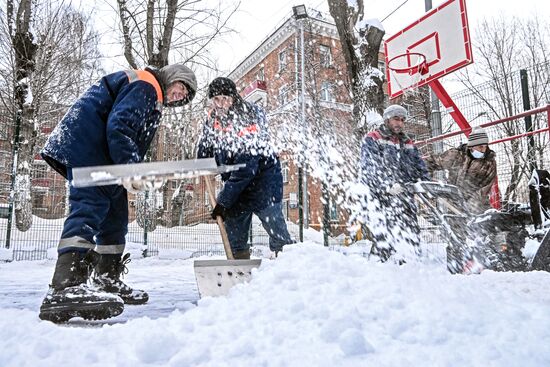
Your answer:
[193,259,262,298]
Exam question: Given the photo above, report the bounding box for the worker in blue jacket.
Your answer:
[39,63,197,323]
[197,77,294,259]
[360,104,429,263]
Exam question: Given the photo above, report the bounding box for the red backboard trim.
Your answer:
[384,0,473,99]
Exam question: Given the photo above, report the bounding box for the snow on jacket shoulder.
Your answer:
[196,101,283,212]
[361,125,430,189]
[41,69,164,178]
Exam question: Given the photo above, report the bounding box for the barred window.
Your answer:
[278,85,290,106]
[319,45,332,67]
[32,161,48,179]
[278,50,287,72]
[320,81,334,102]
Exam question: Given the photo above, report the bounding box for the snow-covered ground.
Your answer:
[1,241,550,367]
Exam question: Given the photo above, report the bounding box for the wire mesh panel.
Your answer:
[2,64,550,261]
[0,167,69,260]
[418,67,550,205]
[414,65,550,254]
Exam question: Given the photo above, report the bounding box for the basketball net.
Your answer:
[387,52,429,98]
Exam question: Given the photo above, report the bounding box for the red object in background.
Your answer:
[429,80,471,132]
[489,176,502,210]
[242,80,267,98]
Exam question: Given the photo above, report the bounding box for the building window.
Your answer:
[0,150,8,170]
[319,45,332,67]
[282,199,290,220]
[155,191,164,210]
[278,50,287,72]
[402,103,413,120]
[320,81,333,102]
[330,200,338,221]
[289,192,298,209]
[32,192,46,211]
[256,67,265,81]
[281,160,289,183]
[32,161,48,179]
[378,60,386,75]
[278,85,290,106]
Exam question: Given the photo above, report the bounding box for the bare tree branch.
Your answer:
[117,0,138,69]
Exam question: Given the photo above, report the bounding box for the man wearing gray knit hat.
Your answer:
[39,62,197,323]
[425,126,497,214]
[158,63,197,106]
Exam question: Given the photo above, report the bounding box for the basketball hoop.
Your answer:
[387,52,429,97]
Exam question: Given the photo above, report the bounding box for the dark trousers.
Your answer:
[58,168,128,255]
[370,193,421,261]
[223,202,294,253]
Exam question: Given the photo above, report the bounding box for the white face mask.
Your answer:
[471,149,484,159]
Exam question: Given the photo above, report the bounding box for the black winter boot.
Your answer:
[92,253,149,305]
[39,251,125,323]
[232,249,251,260]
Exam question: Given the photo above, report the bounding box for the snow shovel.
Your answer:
[193,177,261,297]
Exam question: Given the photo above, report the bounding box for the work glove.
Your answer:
[387,183,405,196]
[211,203,226,220]
[123,179,164,194]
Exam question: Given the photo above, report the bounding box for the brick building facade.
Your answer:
[227,10,431,236]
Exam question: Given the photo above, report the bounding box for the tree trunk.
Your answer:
[7,0,38,231]
[328,0,385,133]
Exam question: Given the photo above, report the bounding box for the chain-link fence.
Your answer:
[414,64,550,254]
[417,64,550,204]
[0,173,288,261]
[2,63,550,261]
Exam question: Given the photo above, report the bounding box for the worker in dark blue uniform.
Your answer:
[197,77,294,259]
[39,64,197,322]
[360,104,429,263]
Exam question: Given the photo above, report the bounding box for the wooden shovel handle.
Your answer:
[205,176,235,260]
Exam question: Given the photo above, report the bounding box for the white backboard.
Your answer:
[384,0,473,98]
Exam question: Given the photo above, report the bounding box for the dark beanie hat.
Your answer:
[208,77,239,99]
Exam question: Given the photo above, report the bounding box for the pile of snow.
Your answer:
[1,243,550,366]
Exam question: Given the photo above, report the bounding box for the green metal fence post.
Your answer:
[5,110,22,249]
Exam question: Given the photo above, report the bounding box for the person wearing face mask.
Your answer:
[360,104,430,263]
[425,126,497,214]
[196,77,294,260]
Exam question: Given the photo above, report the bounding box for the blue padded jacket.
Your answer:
[41,69,163,178]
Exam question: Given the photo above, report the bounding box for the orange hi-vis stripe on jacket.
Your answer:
[210,111,259,137]
[124,69,164,104]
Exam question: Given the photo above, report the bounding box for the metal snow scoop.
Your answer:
[193,177,261,298]
[72,158,238,188]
